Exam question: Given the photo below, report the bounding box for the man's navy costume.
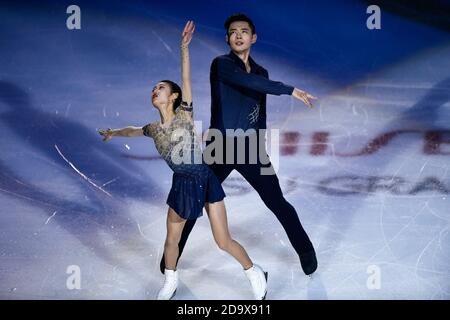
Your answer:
[161,51,317,274]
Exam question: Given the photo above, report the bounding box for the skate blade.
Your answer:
[262,272,268,300]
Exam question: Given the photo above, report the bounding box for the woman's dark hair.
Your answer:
[224,13,256,35]
[160,80,182,111]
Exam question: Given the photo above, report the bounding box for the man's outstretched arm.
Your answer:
[214,57,294,96]
[214,57,317,107]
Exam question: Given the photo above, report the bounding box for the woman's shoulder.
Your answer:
[175,101,194,119]
[142,121,160,137]
[143,121,159,129]
[178,101,193,112]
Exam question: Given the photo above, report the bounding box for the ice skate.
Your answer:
[157,269,178,300]
[300,249,318,276]
[244,264,268,300]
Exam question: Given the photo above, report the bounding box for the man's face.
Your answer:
[226,21,257,53]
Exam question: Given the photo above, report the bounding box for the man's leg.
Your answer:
[236,163,317,274]
[159,163,233,273]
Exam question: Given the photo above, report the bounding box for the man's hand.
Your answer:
[98,128,114,142]
[181,20,195,48]
[292,88,317,109]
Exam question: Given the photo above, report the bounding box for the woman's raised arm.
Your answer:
[180,20,195,105]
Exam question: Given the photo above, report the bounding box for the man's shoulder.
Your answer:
[212,54,234,64]
[252,62,268,77]
[211,54,267,72]
[256,64,268,75]
[210,54,235,74]
[249,57,268,75]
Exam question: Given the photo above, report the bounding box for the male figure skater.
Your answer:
[161,13,318,276]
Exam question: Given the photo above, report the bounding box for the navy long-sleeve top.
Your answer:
[209,50,294,135]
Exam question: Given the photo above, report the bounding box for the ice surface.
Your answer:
[0,1,448,299]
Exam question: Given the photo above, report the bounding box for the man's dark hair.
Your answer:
[161,80,182,111]
[224,13,256,35]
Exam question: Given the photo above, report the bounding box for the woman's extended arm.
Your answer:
[180,20,195,105]
[98,126,143,141]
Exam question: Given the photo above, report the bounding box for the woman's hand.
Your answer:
[292,88,317,109]
[98,128,114,142]
[181,20,195,48]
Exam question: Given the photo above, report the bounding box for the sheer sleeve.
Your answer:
[178,101,193,118]
[142,122,157,138]
[180,101,193,112]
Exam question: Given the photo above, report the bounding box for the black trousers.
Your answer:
[165,133,314,269]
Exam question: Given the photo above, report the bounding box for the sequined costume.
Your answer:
[142,101,225,220]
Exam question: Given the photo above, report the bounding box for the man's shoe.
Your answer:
[300,250,318,276]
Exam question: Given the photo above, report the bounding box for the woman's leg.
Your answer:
[164,207,187,270]
[159,164,234,274]
[206,200,268,299]
[205,200,253,270]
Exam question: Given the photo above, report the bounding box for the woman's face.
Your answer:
[151,82,173,109]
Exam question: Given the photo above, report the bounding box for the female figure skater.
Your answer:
[99,21,267,300]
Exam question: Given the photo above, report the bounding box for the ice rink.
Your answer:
[0,0,449,299]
